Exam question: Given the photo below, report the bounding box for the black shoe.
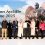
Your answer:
[9,37,12,39]
[19,37,22,39]
[9,38,11,39]
[36,37,39,39]
[32,37,34,39]
[41,37,43,39]
[25,37,27,39]
[14,37,17,39]
[28,37,30,39]
[14,37,16,39]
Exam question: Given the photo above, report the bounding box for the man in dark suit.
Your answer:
[7,21,12,39]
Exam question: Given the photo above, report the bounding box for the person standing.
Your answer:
[15,19,18,38]
[23,20,31,39]
[23,16,31,39]
[18,19,23,39]
[2,16,8,39]
[12,20,18,39]
[39,20,45,39]
[30,18,35,39]
[35,18,39,39]
[7,21,12,39]
[23,21,27,39]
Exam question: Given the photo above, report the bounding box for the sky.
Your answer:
[0,0,27,9]
[0,0,45,27]
[0,0,45,10]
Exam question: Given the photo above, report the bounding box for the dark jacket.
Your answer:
[35,20,39,29]
[12,21,18,30]
[7,22,12,29]
[25,20,31,28]
[7,22,12,37]
[2,20,8,28]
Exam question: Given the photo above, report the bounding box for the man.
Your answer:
[35,18,39,39]
[7,21,12,39]
[2,16,8,39]
[12,20,18,39]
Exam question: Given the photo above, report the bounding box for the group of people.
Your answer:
[1,16,45,39]
[2,16,18,39]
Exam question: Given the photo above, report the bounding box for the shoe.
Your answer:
[28,37,30,39]
[25,37,27,39]
[36,37,39,39]
[14,37,17,39]
[9,38,11,39]
[19,37,22,39]
[32,37,34,39]
[41,37,43,39]
[5,38,7,39]
[2,38,3,39]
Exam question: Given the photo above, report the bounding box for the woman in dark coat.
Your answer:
[12,21,18,39]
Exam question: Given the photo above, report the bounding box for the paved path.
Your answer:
[0,37,45,45]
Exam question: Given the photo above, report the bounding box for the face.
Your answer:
[3,18,6,21]
[20,19,22,23]
[32,18,34,21]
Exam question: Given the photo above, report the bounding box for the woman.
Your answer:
[18,19,23,39]
[39,20,45,39]
[30,18,35,39]
[12,20,18,39]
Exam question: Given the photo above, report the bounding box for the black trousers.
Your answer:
[40,30,44,38]
[35,28,39,38]
[23,28,31,38]
[12,28,18,38]
[8,28,12,39]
